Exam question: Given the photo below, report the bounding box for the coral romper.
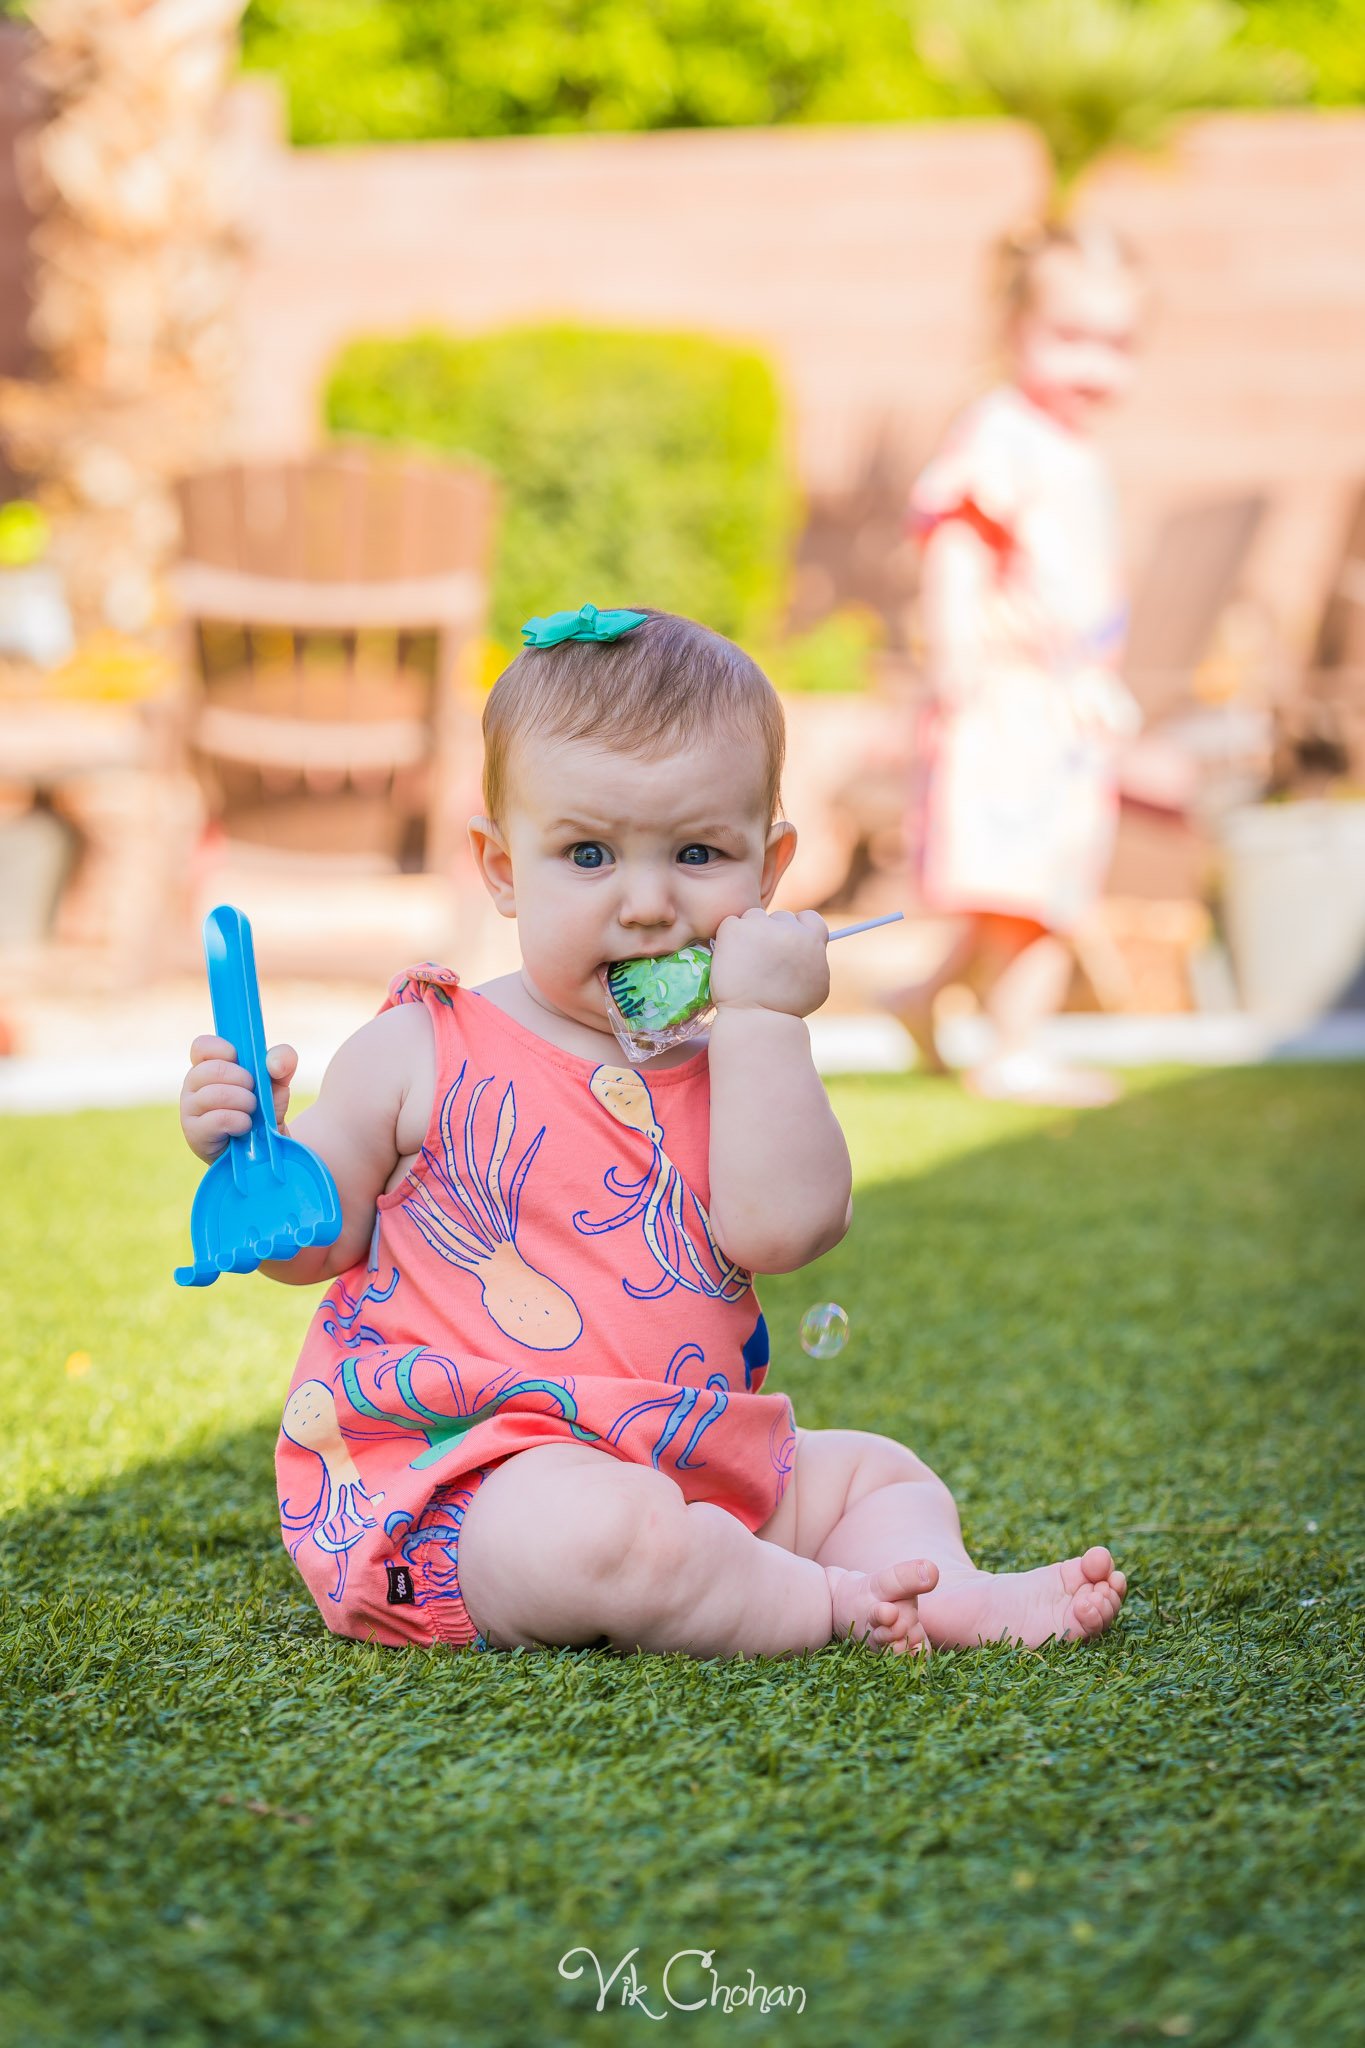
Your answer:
[277,965,797,1650]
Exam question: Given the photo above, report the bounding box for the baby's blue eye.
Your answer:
[569,842,610,869]
[677,845,714,867]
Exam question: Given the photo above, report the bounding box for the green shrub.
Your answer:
[764,606,884,694]
[324,324,796,648]
[237,0,1346,146]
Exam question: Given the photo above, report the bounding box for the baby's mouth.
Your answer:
[602,941,691,970]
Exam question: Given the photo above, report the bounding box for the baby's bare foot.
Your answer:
[920,1545,1127,1649]
[826,1558,939,1655]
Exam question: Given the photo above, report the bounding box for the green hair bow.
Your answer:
[521,602,648,648]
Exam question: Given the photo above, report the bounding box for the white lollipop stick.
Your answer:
[826,911,905,942]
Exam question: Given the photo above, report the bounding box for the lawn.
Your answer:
[1,1067,1361,2046]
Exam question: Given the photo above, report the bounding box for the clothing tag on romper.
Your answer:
[385,1562,416,1605]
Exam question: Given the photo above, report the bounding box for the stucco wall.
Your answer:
[2,41,1361,645]
[231,111,1365,648]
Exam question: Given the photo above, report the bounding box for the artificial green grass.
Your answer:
[1,1067,1362,2046]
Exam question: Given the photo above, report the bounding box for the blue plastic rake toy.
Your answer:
[174,905,342,1287]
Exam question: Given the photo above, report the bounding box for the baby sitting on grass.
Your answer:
[178,605,1127,1658]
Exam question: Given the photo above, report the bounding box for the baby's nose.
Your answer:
[618,871,677,929]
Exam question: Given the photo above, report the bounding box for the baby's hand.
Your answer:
[179,1034,298,1165]
[709,908,830,1021]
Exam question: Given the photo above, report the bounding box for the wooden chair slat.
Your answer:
[171,562,484,631]
[195,704,429,773]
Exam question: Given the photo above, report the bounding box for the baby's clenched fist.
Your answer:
[179,1033,297,1164]
[709,907,829,1021]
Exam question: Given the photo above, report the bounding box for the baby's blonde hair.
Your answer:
[995,218,1136,326]
[481,609,786,824]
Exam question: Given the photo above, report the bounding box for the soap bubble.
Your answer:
[799,1302,849,1359]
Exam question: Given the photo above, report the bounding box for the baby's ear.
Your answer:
[467,816,517,917]
[759,819,797,904]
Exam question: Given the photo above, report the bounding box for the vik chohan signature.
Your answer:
[559,1946,806,2017]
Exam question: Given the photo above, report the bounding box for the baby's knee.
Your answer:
[846,1430,941,1496]
[458,1449,690,1647]
[579,1464,692,1600]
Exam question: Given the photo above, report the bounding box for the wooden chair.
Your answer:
[172,449,494,877]
[1123,492,1266,722]
[1077,493,1267,1008]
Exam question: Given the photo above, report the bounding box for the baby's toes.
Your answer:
[1066,1548,1128,1637]
[867,1601,905,1645]
[1090,1565,1127,1621]
[1073,1577,1123,1638]
[1079,1588,1111,1631]
[881,1600,933,1653]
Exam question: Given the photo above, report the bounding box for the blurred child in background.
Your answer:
[885,222,1143,1106]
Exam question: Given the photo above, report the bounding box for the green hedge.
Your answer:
[324,325,795,650]
[239,0,1359,145]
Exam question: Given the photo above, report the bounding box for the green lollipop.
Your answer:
[605,944,713,1036]
[602,913,904,1062]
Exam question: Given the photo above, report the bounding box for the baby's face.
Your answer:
[1012,248,1139,432]
[486,726,782,1034]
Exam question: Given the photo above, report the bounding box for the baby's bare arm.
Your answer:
[179,1003,435,1286]
[705,909,852,1274]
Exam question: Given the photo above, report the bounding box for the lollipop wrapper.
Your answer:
[601,946,716,1064]
[602,980,715,1064]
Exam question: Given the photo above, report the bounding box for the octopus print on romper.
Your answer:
[276,964,798,1649]
[575,1066,750,1304]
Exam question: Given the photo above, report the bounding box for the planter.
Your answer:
[1219,800,1365,1027]
[0,564,76,668]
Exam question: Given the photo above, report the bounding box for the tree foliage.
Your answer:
[238,0,1335,147]
[1238,0,1365,107]
[918,0,1306,204]
[240,0,952,146]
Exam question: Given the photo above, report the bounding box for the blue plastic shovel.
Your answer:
[174,905,342,1287]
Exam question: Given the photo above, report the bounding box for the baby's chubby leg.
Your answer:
[759,1428,1127,1649]
[455,1444,936,1657]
